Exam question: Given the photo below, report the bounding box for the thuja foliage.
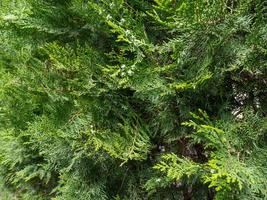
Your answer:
[0,0,266,199]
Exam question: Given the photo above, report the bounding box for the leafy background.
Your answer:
[0,0,266,199]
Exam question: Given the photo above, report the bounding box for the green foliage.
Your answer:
[0,0,266,199]
[150,111,267,199]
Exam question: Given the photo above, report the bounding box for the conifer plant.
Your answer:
[0,0,266,199]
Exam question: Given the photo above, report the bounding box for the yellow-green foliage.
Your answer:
[0,0,266,199]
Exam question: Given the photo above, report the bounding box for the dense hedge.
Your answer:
[0,0,266,199]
